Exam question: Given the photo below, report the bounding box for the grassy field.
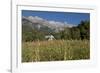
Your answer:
[22,40,90,62]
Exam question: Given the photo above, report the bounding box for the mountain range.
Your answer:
[22,16,76,33]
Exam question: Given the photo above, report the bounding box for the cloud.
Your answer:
[27,16,44,23]
[22,16,76,29]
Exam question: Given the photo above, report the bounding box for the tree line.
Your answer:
[22,20,90,42]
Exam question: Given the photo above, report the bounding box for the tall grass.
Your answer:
[22,40,90,62]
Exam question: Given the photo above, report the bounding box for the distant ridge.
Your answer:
[22,16,77,32]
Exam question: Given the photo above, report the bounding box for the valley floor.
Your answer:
[22,40,90,62]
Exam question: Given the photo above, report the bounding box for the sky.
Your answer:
[22,10,90,25]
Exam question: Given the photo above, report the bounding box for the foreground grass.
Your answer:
[22,40,90,62]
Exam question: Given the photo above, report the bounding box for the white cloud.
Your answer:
[23,16,76,28]
[27,16,44,23]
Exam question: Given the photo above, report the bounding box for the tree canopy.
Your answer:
[22,20,90,42]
